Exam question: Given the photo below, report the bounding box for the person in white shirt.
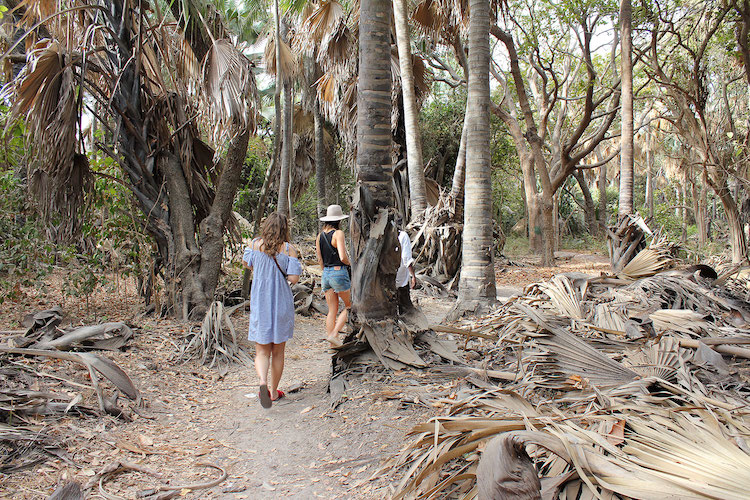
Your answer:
[395,215,417,314]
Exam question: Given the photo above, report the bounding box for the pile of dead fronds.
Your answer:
[1,307,140,473]
[410,192,462,292]
[180,301,251,375]
[383,252,750,499]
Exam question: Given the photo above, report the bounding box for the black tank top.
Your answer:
[320,230,345,268]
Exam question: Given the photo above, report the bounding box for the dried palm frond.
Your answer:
[389,384,750,500]
[0,423,62,473]
[649,309,713,337]
[315,72,337,103]
[141,40,166,96]
[593,303,627,332]
[5,39,90,238]
[538,275,583,320]
[412,0,449,35]
[0,347,138,415]
[263,32,297,81]
[514,304,639,389]
[319,17,353,70]
[14,0,57,27]
[203,38,258,132]
[175,37,201,85]
[619,246,674,281]
[305,0,345,44]
[624,337,684,382]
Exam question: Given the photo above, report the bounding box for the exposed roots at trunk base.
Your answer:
[445,297,498,323]
[410,193,462,290]
[329,312,467,407]
[179,301,251,376]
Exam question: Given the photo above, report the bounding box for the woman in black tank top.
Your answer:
[316,205,352,347]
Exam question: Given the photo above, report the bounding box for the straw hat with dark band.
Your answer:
[320,204,349,222]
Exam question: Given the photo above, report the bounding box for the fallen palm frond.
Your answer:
[0,423,65,473]
[624,337,684,382]
[619,245,674,281]
[180,301,251,374]
[10,307,134,351]
[517,305,638,390]
[387,385,750,500]
[537,275,584,319]
[0,347,138,418]
[649,309,713,337]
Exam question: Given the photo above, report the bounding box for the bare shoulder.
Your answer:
[287,243,299,258]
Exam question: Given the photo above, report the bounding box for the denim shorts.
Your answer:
[322,267,351,293]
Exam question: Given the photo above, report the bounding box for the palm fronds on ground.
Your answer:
[383,259,750,498]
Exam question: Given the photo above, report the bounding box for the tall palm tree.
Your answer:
[351,0,400,319]
[618,0,634,217]
[458,0,496,306]
[393,0,428,219]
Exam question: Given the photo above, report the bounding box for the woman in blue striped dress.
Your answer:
[242,213,302,409]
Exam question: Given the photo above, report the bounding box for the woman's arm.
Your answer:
[334,230,350,265]
[287,244,300,285]
[315,234,323,268]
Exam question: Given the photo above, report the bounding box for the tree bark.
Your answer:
[450,109,469,220]
[352,0,400,320]
[697,170,708,247]
[458,0,496,304]
[314,98,327,224]
[721,187,747,263]
[680,181,688,244]
[253,91,282,235]
[618,0,634,217]
[198,129,251,310]
[575,170,596,235]
[278,75,293,216]
[645,145,654,218]
[161,152,203,319]
[598,163,607,233]
[393,0,427,219]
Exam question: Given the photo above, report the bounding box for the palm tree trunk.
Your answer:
[393,0,427,218]
[618,0,634,217]
[314,98,326,224]
[598,163,607,233]
[451,110,469,220]
[719,187,748,263]
[458,0,496,304]
[275,10,292,217]
[278,77,293,216]
[351,0,399,320]
[252,85,282,235]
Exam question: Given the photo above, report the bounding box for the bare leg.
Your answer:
[269,342,286,399]
[324,289,339,338]
[330,290,352,340]
[255,343,272,385]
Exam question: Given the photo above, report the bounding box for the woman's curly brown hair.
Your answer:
[261,212,290,256]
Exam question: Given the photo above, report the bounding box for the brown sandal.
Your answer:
[259,384,272,409]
